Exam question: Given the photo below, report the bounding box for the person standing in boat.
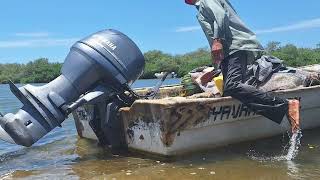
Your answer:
[184,0,300,133]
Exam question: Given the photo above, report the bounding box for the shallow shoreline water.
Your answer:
[0,81,320,179]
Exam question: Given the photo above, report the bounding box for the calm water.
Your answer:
[0,80,320,180]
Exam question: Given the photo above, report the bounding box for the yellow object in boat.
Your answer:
[214,75,224,94]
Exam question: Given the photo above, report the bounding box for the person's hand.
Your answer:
[211,39,224,67]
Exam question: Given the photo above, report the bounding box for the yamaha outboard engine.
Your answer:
[0,29,145,147]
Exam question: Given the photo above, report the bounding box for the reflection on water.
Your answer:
[1,82,320,179]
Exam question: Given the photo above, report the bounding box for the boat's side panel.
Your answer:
[125,107,320,156]
[121,86,320,156]
[72,86,320,156]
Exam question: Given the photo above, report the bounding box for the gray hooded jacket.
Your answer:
[195,0,264,56]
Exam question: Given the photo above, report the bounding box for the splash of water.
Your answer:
[285,129,303,161]
[248,130,303,162]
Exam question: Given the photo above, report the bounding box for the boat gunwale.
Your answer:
[129,85,320,106]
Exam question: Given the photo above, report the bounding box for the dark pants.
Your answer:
[221,50,288,124]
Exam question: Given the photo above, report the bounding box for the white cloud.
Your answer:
[14,32,50,38]
[175,17,320,34]
[0,38,78,48]
[256,18,320,34]
[175,26,202,32]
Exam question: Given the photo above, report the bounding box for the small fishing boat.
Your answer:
[73,64,320,156]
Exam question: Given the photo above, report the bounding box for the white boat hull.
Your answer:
[73,85,320,156]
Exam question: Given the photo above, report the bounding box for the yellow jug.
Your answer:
[214,75,224,95]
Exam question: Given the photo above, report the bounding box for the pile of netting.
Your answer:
[259,67,320,92]
[181,58,320,98]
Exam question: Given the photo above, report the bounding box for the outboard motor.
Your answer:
[0,29,145,147]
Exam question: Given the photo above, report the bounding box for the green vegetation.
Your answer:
[143,48,211,79]
[1,43,320,84]
[0,58,62,84]
[266,42,320,67]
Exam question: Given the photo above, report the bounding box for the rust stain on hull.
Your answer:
[121,97,226,147]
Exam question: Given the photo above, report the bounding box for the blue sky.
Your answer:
[0,0,319,63]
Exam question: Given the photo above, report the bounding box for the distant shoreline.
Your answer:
[1,43,319,84]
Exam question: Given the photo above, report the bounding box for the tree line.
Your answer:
[0,42,320,84]
[0,58,62,84]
